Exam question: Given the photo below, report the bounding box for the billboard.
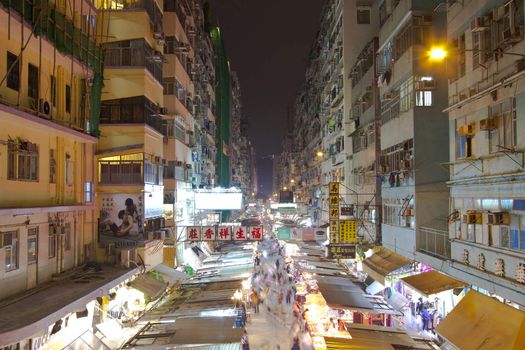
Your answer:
[99,194,145,246]
[279,190,294,203]
[195,191,243,210]
[185,226,263,241]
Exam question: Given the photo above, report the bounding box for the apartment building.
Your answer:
[376,0,450,261]
[0,0,139,347]
[192,1,217,191]
[441,0,525,305]
[95,0,165,267]
[162,0,198,229]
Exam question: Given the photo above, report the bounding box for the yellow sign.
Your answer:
[329,195,339,207]
[330,220,339,243]
[339,220,357,243]
[329,182,339,195]
[329,207,339,219]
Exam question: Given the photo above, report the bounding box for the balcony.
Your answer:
[100,96,163,133]
[417,227,451,259]
[98,155,163,185]
[104,39,163,83]
[101,0,163,33]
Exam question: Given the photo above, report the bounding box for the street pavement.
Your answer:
[245,238,314,350]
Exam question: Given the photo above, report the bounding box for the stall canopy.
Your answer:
[436,291,525,350]
[130,275,167,300]
[153,264,190,286]
[362,248,412,285]
[323,324,418,350]
[400,270,466,297]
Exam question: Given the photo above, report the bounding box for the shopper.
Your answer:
[241,330,250,350]
[291,336,300,350]
[286,288,292,304]
[422,307,430,331]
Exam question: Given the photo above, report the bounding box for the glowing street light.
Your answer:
[316,151,324,158]
[290,179,295,184]
[283,186,288,191]
[428,46,447,61]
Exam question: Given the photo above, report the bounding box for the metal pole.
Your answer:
[373,37,383,245]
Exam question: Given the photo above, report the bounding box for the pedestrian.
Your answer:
[337,319,347,332]
[291,336,300,350]
[252,292,260,313]
[416,297,424,315]
[241,330,250,350]
[286,288,292,304]
[422,307,430,331]
[276,258,280,270]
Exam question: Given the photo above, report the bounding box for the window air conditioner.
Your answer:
[458,124,475,136]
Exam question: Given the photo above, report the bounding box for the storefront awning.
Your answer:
[436,291,525,350]
[319,288,375,311]
[401,270,466,297]
[324,323,418,350]
[153,264,190,286]
[362,248,412,285]
[130,275,167,300]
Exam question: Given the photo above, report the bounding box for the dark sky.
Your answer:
[209,0,324,195]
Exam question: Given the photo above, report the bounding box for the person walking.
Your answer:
[291,336,300,350]
[422,307,430,331]
[286,288,292,304]
[241,330,250,350]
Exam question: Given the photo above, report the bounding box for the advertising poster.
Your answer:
[99,194,145,247]
[301,228,315,241]
[291,227,302,241]
[277,227,291,240]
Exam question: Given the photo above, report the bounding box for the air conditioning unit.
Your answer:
[479,118,498,130]
[39,99,52,117]
[176,160,183,167]
[470,16,490,32]
[185,163,192,169]
[462,211,482,224]
[458,124,475,136]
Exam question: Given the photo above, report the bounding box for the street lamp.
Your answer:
[428,46,447,61]
[316,151,324,158]
[283,186,288,191]
[290,179,295,184]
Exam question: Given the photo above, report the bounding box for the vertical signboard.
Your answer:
[329,182,340,243]
[339,220,357,243]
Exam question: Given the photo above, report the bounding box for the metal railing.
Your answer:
[417,226,451,259]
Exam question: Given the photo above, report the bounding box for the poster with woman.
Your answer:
[99,194,144,245]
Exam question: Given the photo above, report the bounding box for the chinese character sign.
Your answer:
[249,226,263,240]
[329,182,339,195]
[202,226,216,241]
[329,195,340,207]
[329,220,339,243]
[339,220,357,243]
[326,244,356,259]
[217,227,231,240]
[187,226,201,241]
[329,208,339,219]
[234,226,248,240]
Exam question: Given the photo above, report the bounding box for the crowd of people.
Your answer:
[240,235,310,350]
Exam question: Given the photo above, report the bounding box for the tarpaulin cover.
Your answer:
[400,270,466,297]
[436,291,525,350]
[362,248,412,285]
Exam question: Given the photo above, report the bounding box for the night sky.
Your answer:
[209,0,324,195]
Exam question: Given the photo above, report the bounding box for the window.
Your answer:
[357,8,370,24]
[456,135,473,159]
[7,52,20,91]
[65,85,71,113]
[27,228,38,264]
[510,214,525,251]
[415,91,432,106]
[48,226,57,258]
[489,98,517,153]
[50,149,56,183]
[399,77,414,112]
[2,231,19,271]
[63,223,71,251]
[84,182,93,203]
[28,64,39,99]
[7,140,39,181]
[50,75,57,106]
[65,155,74,186]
